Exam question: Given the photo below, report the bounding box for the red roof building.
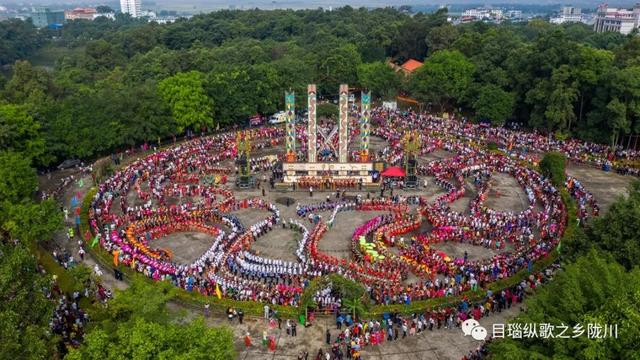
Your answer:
[64,7,97,20]
[400,59,424,74]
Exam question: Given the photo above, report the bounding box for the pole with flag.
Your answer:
[215,283,222,299]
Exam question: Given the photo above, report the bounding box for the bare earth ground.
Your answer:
[566,163,634,212]
[41,135,636,360]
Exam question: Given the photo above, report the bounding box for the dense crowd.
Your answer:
[86,107,629,315]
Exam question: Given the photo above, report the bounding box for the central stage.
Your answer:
[281,83,375,185]
[282,162,374,183]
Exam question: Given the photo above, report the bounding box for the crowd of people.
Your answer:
[84,106,635,333]
[50,293,89,348]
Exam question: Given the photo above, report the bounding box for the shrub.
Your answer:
[539,151,566,188]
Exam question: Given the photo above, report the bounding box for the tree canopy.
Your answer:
[0,9,637,165]
[158,71,214,132]
[66,276,235,360]
[539,151,567,188]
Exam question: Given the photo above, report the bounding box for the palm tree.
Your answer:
[343,297,366,320]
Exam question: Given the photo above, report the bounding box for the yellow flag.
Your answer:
[113,250,119,267]
[215,284,222,299]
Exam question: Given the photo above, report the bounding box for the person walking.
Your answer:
[326,328,331,344]
[309,186,313,197]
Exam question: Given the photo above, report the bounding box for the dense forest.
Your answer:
[1,8,639,168]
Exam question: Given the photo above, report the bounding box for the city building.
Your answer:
[64,7,97,21]
[95,12,116,20]
[152,16,179,24]
[550,6,584,24]
[593,4,640,34]
[31,7,65,28]
[461,8,503,21]
[505,10,523,20]
[120,0,141,18]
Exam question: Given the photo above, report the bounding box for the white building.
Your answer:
[461,8,503,20]
[593,4,640,35]
[120,0,141,17]
[550,6,584,24]
[506,10,523,19]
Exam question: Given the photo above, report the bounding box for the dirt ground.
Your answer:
[40,135,637,360]
[566,163,634,212]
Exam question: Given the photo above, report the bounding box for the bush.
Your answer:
[317,103,338,119]
[539,151,566,187]
[487,141,498,151]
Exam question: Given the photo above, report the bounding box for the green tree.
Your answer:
[158,71,214,133]
[473,84,515,125]
[0,104,47,164]
[317,103,338,119]
[545,65,578,132]
[410,50,475,111]
[0,151,37,203]
[317,43,362,93]
[2,199,62,243]
[426,24,459,54]
[538,151,566,188]
[357,61,400,99]
[488,250,640,360]
[0,242,55,360]
[67,275,235,360]
[107,275,176,323]
[343,297,366,320]
[0,20,44,66]
[66,317,235,360]
[3,60,56,104]
[606,98,629,147]
[96,5,114,13]
[570,46,614,131]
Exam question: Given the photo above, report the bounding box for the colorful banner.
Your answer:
[338,84,349,163]
[307,84,317,163]
[361,91,371,162]
[285,91,296,162]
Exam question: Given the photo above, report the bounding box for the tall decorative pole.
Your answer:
[338,84,349,165]
[360,91,371,163]
[285,91,296,163]
[307,85,317,164]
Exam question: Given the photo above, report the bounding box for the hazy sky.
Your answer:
[5,0,639,11]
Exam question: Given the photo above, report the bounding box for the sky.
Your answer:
[5,0,639,11]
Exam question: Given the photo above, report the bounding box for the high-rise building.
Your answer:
[31,7,65,28]
[550,6,583,24]
[593,4,640,35]
[120,0,141,18]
